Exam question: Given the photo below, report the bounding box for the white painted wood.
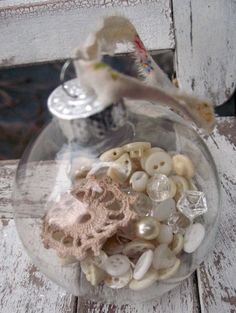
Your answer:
[0,218,76,313]
[197,117,236,313]
[0,0,174,66]
[173,0,236,106]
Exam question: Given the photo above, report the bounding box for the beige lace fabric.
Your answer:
[42,176,137,260]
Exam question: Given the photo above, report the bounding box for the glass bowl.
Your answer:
[12,99,220,304]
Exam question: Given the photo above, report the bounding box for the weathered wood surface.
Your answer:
[0,219,76,313]
[0,0,174,66]
[197,117,236,313]
[172,0,236,106]
[0,117,235,312]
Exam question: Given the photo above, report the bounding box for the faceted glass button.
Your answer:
[177,190,208,221]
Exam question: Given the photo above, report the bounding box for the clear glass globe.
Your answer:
[12,96,220,304]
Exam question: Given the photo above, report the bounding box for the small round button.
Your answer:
[140,147,164,169]
[130,171,149,192]
[145,151,172,176]
[170,233,184,255]
[158,258,180,280]
[133,249,154,280]
[105,268,132,289]
[123,239,155,257]
[103,254,130,277]
[172,154,194,179]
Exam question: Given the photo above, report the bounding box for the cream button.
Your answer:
[157,224,173,244]
[140,147,164,169]
[158,258,180,280]
[170,233,184,255]
[169,177,177,198]
[145,151,172,176]
[60,255,78,266]
[123,239,155,257]
[152,244,177,270]
[184,223,205,253]
[171,175,189,201]
[105,268,132,289]
[103,254,130,277]
[123,142,151,158]
[107,153,132,183]
[81,261,106,286]
[130,171,149,192]
[129,268,158,290]
[172,154,194,179]
[152,198,176,221]
[100,147,124,162]
[133,249,154,280]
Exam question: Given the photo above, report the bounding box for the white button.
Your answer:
[123,239,155,257]
[170,233,184,255]
[152,244,177,270]
[158,258,181,280]
[133,249,153,280]
[141,147,164,169]
[100,147,124,161]
[103,254,130,277]
[172,154,194,179]
[129,268,159,290]
[145,151,172,176]
[130,171,149,192]
[151,198,176,221]
[184,223,205,253]
[105,268,132,289]
[157,224,173,244]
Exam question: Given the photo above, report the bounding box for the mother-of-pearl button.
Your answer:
[105,268,132,289]
[157,224,173,244]
[123,239,155,257]
[172,154,195,179]
[133,249,153,280]
[152,244,177,270]
[184,223,205,253]
[103,254,130,277]
[170,233,184,255]
[158,258,180,280]
[123,142,151,158]
[151,198,176,221]
[140,147,164,169]
[129,268,159,290]
[145,151,172,176]
[130,171,149,192]
[100,147,124,162]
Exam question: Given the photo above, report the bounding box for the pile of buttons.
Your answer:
[68,142,208,290]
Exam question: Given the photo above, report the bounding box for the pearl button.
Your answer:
[184,223,205,253]
[145,151,172,176]
[172,154,194,179]
[130,171,149,192]
[133,249,153,280]
[103,254,130,277]
[135,217,160,240]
